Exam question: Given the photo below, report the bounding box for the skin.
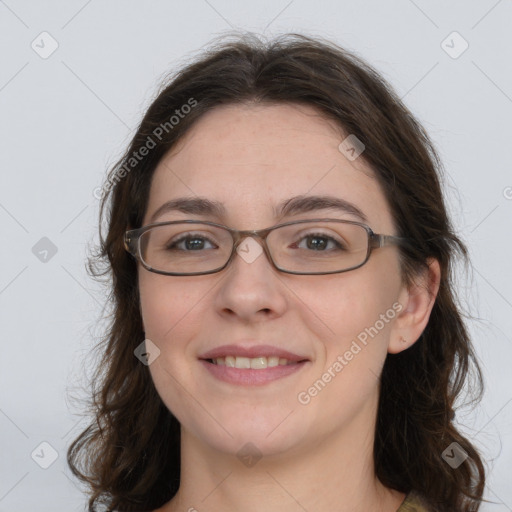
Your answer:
[140,103,441,512]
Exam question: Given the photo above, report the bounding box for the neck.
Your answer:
[158,397,405,512]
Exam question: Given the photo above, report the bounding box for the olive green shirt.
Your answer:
[397,492,432,511]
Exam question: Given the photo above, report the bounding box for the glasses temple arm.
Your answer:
[371,234,411,249]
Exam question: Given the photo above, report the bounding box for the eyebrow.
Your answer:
[149,194,368,224]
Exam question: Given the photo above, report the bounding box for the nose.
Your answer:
[213,236,288,323]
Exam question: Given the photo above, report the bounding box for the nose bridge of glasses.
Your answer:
[228,226,271,252]
[228,226,276,269]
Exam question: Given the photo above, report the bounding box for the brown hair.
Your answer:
[67,32,486,511]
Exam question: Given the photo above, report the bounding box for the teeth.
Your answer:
[211,356,298,368]
[268,356,279,367]
[236,357,251,369]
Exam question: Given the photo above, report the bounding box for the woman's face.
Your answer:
[139,103,406,458]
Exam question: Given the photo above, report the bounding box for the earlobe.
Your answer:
[388,257,441,354]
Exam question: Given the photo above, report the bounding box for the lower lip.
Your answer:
[200,360,308,386]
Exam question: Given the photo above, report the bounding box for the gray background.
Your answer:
[1,1,511,510]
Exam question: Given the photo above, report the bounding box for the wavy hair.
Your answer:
[67,32,486,511]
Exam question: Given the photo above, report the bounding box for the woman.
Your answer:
[68,33,486,511]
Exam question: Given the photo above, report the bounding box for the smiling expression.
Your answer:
[138,102,405,458]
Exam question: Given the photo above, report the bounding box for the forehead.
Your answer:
[144,103,393,230]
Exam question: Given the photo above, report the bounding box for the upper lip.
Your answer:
[199,344,309,362]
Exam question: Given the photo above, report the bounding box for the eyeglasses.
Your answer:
[124,219,409,276]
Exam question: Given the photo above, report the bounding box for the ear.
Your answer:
[388,257,441,354]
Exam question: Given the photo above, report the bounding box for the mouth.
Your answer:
[198,344,310,386]
[205,355,307,369]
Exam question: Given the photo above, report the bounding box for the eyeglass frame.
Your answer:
[124,218,410,276]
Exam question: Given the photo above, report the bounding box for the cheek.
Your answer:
[138,274,211,409]
[296,272,399,341]
[139,275,208,423]
[292,274,400,426]
[139,273,206,342]
[290,261,402,378]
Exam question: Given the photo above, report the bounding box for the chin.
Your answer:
[182,408,311,460]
